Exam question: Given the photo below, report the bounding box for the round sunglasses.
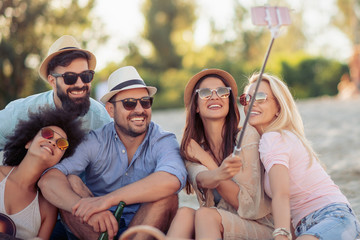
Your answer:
[195,87,231,100]
[51,70,95,85]
[110,97,153,111]
[239,92,270,106]
[41,127,69,151]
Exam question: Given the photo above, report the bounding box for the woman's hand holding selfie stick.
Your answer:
[233,5,291,157]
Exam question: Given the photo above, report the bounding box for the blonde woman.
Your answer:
[167,69,273,240]
[241,73,360,240]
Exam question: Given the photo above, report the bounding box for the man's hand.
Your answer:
[72,196,111,222]
[87,211,118,240]
[67,174,94,198]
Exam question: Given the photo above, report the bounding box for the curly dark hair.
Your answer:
[3,105,86,166]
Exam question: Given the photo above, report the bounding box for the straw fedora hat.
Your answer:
[184,68,238,107]
[38,35,96,81]
[100,66,157,104]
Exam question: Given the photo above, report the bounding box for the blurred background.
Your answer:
[1,0,360,109]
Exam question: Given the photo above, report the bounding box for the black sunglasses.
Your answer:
[110,97,153,111]
[51,70,95,85]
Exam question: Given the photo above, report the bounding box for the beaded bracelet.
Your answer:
[272,227,292,240]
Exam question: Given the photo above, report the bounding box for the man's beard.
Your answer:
[115,113,149,137]
[56,82,90,117]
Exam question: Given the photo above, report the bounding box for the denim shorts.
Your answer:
[295,203,360,240]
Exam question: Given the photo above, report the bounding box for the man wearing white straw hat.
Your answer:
[39,66,187,240]
[0,35,111,150]
[0,35,112,239]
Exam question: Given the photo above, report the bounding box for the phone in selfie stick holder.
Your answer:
[233,5,291,157]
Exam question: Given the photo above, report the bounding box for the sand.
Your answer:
[152,96,360,218]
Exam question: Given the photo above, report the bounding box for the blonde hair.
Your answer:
[245,73,319,165]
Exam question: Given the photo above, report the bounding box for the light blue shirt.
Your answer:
[54,121,187,225]
[0,90,112,150]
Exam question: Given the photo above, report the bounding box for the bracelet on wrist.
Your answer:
[272,227,292,240]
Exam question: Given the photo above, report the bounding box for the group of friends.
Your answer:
[0,35,359,240]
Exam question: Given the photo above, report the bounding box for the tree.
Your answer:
[119,0,347,108]
[140,0,196,70]
[0,0,106,108]
[333,0,360,45]
[191,0,308,91]
[120,0,197,108]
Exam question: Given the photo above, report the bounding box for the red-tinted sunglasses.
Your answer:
[41,127,69,151]
[239,92,270,106]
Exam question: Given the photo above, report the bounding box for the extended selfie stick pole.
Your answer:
[232,38,275,156]
[233,6,290,156]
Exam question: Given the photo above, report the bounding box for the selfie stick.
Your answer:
[233,6,291,156]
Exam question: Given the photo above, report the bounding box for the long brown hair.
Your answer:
[180,74,240,193]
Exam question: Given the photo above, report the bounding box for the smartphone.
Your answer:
[251,6,291,26]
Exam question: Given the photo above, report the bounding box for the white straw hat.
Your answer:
[100,66,157,104]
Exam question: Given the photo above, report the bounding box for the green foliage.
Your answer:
[141,0,195,70]
[153,68,192,109]
[1,0,352,110]
[121,1,350,109]
[333,0,360,44]
[121,0,196,108]
[279,55,348,99]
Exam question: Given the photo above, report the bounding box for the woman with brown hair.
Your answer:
[167,69,273,240]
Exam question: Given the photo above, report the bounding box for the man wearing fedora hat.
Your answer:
[0,35,111,150]
[39,66,187,240]
[0,35,111,239]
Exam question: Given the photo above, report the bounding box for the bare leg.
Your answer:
[60,174,99,240]
[167,207,195,239]
[60,210,99,240]
[195,207,223,240]
[128,194,178,240]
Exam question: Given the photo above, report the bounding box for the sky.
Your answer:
[92,0,352,70]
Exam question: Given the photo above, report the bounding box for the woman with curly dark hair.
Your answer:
[0,106,85,240]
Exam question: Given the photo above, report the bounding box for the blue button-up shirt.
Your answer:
[54,121,187,225]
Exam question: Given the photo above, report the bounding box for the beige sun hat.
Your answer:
[100,66,157,104]
[183,68,238,107]
[38,35,96,81]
